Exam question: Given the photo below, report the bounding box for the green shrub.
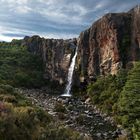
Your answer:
[118,62,140,139]
[0,45,46,88]
[76,114,85,125]
[87,69,127,114]
[87,63,140,139]
[54,102,66,113]
[0,84,86,140]
[0,84,14,93]
[0,94,17,103]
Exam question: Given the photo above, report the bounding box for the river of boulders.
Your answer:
[17,88,127,140]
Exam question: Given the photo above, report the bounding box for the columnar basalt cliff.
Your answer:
[21,5,140,84]
[22,36,77,84]
[77,5,140,80]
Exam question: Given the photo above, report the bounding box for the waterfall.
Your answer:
[62,45,78,97]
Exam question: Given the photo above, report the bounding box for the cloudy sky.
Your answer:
[0,0,140,41]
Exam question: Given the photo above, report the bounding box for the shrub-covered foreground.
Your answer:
[0,44,85,140]
[87,63,140,140]
[0,84,86,140]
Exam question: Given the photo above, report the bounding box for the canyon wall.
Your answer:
[20,5,140,84]
[22,36,77,84]
[77,5,140,80]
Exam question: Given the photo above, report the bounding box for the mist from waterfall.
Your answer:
[62,45,78,97]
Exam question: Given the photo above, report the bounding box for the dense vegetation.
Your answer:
[0,42,139,140]
[0,43,85,140]
[118,63,140,140]
[0,84,85,140]
[87,69,127,114]
[0,44,46,88]
[87,63,140,140]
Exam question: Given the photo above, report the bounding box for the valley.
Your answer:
[0,5,140,140]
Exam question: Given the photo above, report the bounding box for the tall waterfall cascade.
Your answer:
[61,44,78,97]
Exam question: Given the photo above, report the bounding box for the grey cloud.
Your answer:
[0,0,140,41]
[2,33,26,37]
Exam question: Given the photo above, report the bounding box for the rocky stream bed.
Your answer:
[17,88,127,140]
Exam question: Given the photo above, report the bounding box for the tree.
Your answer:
[118,62,140,139]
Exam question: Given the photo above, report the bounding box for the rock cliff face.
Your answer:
[21,5,140,84]
[77,5,140,80]
[22,36,77,84]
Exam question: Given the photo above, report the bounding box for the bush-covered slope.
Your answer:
[0,45,46,88]
[118,63,140,139]
[0,85,86,140]
[0,45,87,140]
[87,63,140,140]
[87,69,128,114]
[0,84,51,140]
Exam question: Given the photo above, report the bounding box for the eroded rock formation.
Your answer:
[77,5,140,80]
[22,36,77,84]
[20,5,140,83]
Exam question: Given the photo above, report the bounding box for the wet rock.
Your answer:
[83,134,93,140]
[84,110,89,114]
[115,129,122,135]
[98,123,104,126]
[96,133,103,138]
[85,98,91,104]
[48,111,56,116]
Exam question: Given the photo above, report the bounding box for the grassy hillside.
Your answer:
[87,64,140,140]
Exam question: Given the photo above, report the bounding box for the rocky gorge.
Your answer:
[16,88,127,140]
[17,5,140,85]
[0,5,140,140]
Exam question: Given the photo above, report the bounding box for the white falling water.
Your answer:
[62,46,78,97]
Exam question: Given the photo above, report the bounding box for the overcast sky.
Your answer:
[0,0,140,41]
